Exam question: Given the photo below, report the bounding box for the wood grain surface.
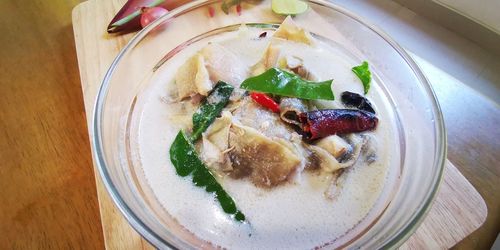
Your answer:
[0,0,103,249]
[417,57,500,250]
[71,0,492,249]
[0,0,498,249]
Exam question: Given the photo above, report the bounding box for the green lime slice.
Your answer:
[272,0,308,15]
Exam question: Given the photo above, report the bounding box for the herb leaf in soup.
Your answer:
[191,81,234,141]
[170,130,246,222]
[352,61,372,94]
[240,68,334,100]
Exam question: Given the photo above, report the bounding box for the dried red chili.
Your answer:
[299,109,378,139]
[341,91,376,114]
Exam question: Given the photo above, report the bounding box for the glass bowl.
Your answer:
[93,0,446,248]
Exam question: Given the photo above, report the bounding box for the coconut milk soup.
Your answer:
[131,19,400,249]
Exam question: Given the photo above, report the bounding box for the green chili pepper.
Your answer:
[240,68,334,100]
[191,81,234,141]
[170,131,246,222]
[352,61,372,94]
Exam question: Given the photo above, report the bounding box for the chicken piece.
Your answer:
[175,53,213,99]
[251,40,316,79]
[200,111,233,171]
[194,54,212,96]
[315,135,351,159]
[278,55,317,80]
[251,43,282,76]
[232,97,299,141]
[273,16,313,45]
[201,43,248,87]
[175,42,248,98]
[278,55,302,69]
[175,54,200,99]
[228,123,301,187]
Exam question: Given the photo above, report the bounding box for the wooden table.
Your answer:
[0,0,498,249]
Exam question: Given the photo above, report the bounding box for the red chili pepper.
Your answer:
[208,6,215,17]
[250,92,280,113]
[236,4,242,16]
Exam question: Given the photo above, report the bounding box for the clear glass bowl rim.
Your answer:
[92,0,447,248]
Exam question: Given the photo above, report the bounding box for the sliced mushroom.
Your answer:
[337,134,364,167]
[315,135,351,159]
[324,169,347,200]
[305,134,366,173]
[322,134,377,199]
[201,43,248,87]
[279,97,308,126]
[305,144,343,173]
[228,123,301,187]
[360,134,377,164]
[200,111,233,171]
[273,16,313,45]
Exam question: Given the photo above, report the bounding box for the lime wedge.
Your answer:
[272,0,308,15]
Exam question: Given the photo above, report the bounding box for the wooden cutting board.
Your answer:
[71,0,487,249]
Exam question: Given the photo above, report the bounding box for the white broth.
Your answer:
[131,26,400,249]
